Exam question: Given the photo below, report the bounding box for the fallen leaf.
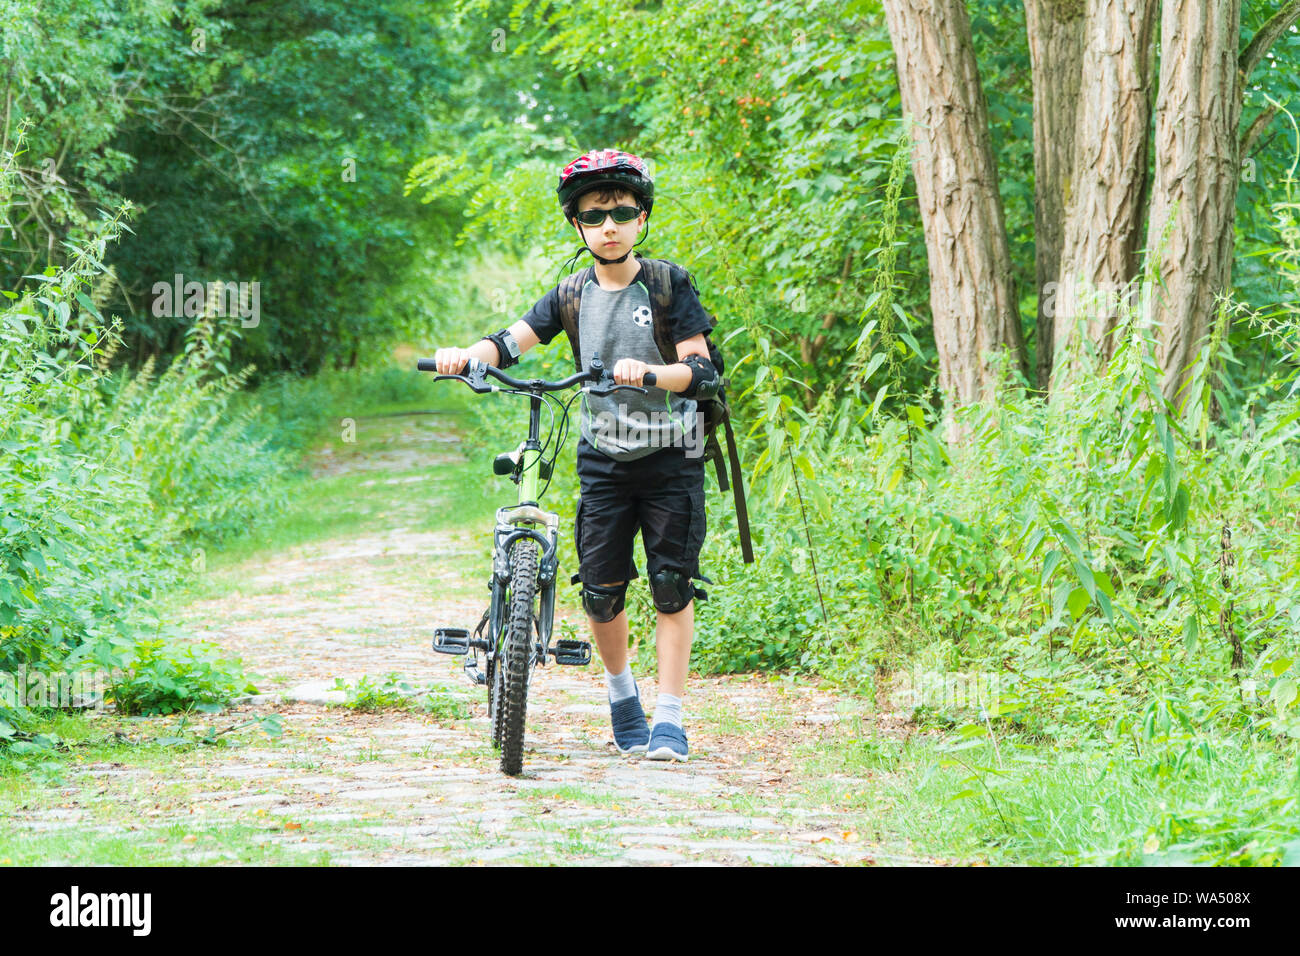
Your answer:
[182,834,198,844]
[285,822,303,831]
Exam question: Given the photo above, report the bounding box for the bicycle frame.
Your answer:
[422,356,643,741]
[484,393,561,675]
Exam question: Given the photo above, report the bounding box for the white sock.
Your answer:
[652,693,683,729]
[606,666,637,702]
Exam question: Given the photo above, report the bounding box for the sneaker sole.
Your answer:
[646,745,688,762]
[615,742,649,754]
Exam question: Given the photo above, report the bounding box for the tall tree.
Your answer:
[1023,0,1085,390]
[1148,0,1300,404]
[882,0,1027,434]
[1052,0,1158,381]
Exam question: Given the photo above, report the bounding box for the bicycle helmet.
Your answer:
[557,148,655,221]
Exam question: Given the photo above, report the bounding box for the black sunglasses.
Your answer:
[574,205,642,227]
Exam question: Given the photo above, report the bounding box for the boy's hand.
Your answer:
[433,347,475,374]
[613,358,652,386]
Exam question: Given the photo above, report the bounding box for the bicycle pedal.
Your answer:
[432,627,471,655]
[552,639,592,666]
[463,658,487,685]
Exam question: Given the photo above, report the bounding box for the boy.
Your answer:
[432,148,720,761]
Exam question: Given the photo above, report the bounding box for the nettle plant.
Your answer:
[0,134,291,745]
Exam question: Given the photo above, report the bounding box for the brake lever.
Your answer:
[465,357,491,390]
[589,384,649,397]
[431,372,492,394]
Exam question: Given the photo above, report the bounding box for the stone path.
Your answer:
[13,413,915,866]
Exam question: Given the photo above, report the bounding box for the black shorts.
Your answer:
[573,439,707,588]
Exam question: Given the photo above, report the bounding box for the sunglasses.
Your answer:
[574,205,642,227]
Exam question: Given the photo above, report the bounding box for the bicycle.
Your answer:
[416,353,654,776]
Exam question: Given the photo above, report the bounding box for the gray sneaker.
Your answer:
[646,723,688,762]
[610,689,650,754]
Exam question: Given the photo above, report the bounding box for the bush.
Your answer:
[108,639,258,717]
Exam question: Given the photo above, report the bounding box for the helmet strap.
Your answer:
[573,218,647,265]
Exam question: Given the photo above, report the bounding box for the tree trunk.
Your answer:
[1052,0,1158,382]
[1147,0,1241,405]
[1148,0,1300,404]
[1023,0,1086,391]
[882,0,1027,437]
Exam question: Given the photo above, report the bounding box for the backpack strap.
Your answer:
[722,408,754,564]
[645,258,752,563]
[557,266,593,372]
[638,257,681,365]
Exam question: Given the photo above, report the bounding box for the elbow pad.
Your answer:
[482,330,521,369]
[680,354,721,400]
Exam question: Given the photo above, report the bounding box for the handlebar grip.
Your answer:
[643,371,657,387]
[417,358,437,372]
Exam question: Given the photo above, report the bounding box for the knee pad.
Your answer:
[649,568,695,614]
[581,581,627,623]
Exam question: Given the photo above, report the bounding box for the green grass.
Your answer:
[0,823,329,866]
[787,722,1300,866]
[522,784,623,808]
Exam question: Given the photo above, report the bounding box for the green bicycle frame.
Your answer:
[487,391,560,655]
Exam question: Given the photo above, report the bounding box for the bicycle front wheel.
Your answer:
[499,538,538,776]
[488,653,505,750]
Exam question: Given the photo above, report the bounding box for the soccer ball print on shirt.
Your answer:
[631,305,653,328]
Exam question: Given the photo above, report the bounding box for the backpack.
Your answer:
[557,256,754,564]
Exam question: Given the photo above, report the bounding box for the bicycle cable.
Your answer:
[536,388,578,500]
[535,384,586,500]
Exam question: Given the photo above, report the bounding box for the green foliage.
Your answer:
[331,672,471,719]
[689,543,823,674]
[108,639,257,717]
[884,730,1300,865]
[1,125,390,748]
[2,1,472,374]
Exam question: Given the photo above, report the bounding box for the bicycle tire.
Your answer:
[499,538,538,776]
[489,654,505,749]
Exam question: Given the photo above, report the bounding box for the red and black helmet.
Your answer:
[557,148,655,221]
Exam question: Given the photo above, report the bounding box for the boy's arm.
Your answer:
[612,333,711,391]
[432,319,541,375]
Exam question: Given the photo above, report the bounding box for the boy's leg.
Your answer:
[653,599,694,699]
[587,596,649,753]
[640,470,707,701]
[574,482,639,675]
[639,464,706,761]
[587,596,630,677]
[574,480,648,752]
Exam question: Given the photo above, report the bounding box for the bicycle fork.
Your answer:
[432,504,592,680]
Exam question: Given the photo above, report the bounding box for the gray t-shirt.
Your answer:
[520,260,715,463]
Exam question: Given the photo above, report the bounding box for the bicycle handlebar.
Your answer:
[416,355,655,394]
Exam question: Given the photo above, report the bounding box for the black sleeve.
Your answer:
[519,284,564,346]
[666,266,715,345]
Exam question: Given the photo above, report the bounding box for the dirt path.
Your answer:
[14,413,915,866]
